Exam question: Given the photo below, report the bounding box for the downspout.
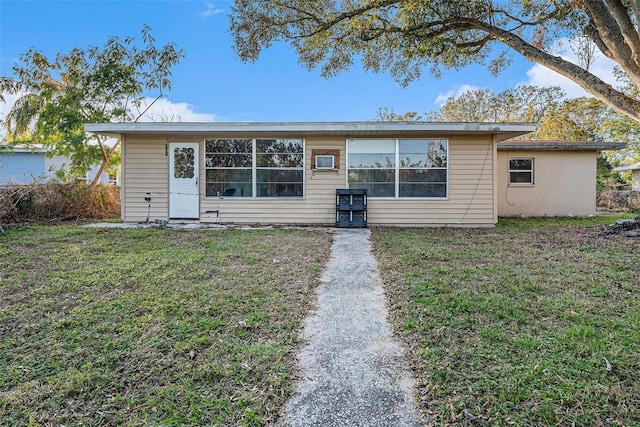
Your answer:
[492,135,498,225]
[120,133,126,222]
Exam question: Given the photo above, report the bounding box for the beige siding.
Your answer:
[122,135,169,222]
[122,134,497,226]
[201,137,345,224]
[497,150,597,217]
[367,136,495,226]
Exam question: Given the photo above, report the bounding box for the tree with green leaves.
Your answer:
[230,1,640,122]
[1,25,183,194]
[378,85,564,126]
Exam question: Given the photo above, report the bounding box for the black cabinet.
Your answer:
[336,189,367,228]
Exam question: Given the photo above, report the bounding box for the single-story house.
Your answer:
[0,145,118,186]
[497,140,625,217]
[614,161,640,191]
[84,122,623,227]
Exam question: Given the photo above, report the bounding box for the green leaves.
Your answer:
[2,26,184,192]
[230,1,640,121]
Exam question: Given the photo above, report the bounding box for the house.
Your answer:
[84,122,623,226]
[614,161,640,191]
[0,145,118,186]
[0,146,68,184]
[497,141,625,217]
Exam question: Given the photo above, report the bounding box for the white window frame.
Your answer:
[204,138,305,198]
[346,138,448,199]
[508,158,534,185]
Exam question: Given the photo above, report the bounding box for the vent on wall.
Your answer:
[315,154,335,169]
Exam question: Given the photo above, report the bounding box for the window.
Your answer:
[173,147,195,179]
[509,158,534,184]
[347,139,447,198]
[205,138,304,197]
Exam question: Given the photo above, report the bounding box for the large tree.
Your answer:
[1,25,183,193]
[230,1,640,122]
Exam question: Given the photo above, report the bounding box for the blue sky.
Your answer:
[0,0,617,124]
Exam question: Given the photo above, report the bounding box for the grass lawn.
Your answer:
[372,216,640,426]
[0,226,332,426]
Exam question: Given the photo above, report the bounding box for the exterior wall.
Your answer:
[121,134,497,226]
[365,136,495,226]
[0,152,46,184]
[0,150,115,185]
[121,135,170,222]
[497,150,597,217]
[201,136,345,224]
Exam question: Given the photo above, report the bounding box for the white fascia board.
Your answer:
[84,121,537,140]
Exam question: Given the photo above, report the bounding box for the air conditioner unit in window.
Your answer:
[315,154,335,169]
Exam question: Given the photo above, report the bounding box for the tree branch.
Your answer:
[132,94,162,122]
[582,0,640,84]
[603,0,640,66]
[468,18,640,121]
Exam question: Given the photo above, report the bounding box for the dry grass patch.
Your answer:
[0,226,331,426]
[372,217,639,426]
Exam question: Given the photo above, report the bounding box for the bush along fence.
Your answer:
[597,190,640,213]
[0,182,120,225]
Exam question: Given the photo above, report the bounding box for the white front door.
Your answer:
[169,142,199,219]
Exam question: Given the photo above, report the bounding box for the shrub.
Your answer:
[597,190,640,212]
[0,182,120,224]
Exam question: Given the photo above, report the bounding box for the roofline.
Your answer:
[498,141,626,151]
[614,161,640,171]
[84,121,537,141]
[0,144,48,153]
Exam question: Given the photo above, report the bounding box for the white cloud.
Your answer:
[199,2,224,19]
[0,92,25,141]
[0,95,219,140]
[433,84,481,107]
[522,37,618,98]
[133,97,219,122]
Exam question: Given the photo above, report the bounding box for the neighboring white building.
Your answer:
[0,145,119,185]
[615,161,640,191]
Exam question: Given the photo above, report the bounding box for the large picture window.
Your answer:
[205,138,304,198]
[348,139,448,198]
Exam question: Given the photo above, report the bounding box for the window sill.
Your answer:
[508,183,534,187]
[312,168,339,173]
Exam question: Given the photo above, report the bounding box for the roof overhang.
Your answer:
[614,161,640,171]
[498,140,626,151]
[84,121,537,141]
[0,144,48,153]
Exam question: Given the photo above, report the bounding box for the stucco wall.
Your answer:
[497,150,597,217]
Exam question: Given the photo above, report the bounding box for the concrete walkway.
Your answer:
[277,229,422,426]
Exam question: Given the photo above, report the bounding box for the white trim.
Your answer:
[508,157,534,185]
[85,121,537,141]
[203,137,305,199]
[346,138,449,199]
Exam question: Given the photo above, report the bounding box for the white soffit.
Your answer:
[85,121,538,141]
